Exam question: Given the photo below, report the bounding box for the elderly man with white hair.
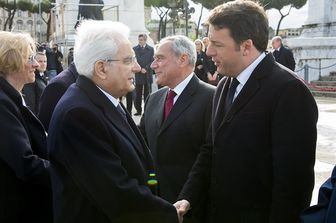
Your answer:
[47,20,180,223]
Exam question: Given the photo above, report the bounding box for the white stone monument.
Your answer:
[287,0,336,82]
[53,0,150,49]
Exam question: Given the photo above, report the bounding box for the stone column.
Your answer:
[287,0,336,81]
[54,0,151,50]
[104,0,151,46]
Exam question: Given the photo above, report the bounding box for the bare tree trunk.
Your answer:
[46,14,51,41]
[3,10,11,31]
[276,6,292,36]
[195,5,203,39]
[8,9,16,31]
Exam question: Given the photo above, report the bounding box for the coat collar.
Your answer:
[0,77,23,106]
[158,74,199,134]
[76,76,148,159]
[215,53,275,130]
[67,62,79,80]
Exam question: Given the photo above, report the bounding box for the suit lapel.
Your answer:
[216,53,274,130]
[76,76,147,159]
[213,77,230,130]
[154,88,167,129]
[159,75,198,134]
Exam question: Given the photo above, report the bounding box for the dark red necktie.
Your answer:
[164,90,176,119]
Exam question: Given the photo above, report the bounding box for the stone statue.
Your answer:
[75,0,104,28]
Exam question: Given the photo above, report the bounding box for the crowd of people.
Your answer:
[0,0,334,223]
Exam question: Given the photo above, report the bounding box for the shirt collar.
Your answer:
[170,72,193,97]
[96,86,119,107]
[236,52,266,86]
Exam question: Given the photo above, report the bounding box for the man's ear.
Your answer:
[241,39,253,56]
[94,61,107,80]
[179,54,189,67]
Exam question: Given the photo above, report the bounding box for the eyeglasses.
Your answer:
[28,55,36,64]
[104,55,137,65]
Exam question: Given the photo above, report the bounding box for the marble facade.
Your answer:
[53,0,149,49]
[287,0,336,82]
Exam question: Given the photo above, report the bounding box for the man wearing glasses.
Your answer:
[47,20,180,223]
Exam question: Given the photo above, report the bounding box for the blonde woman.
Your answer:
[194,39,208,83]
[0,31,52,223]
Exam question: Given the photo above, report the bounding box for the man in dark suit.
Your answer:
[47,20,179,223]
[23,52,48,114]
[133,34,154,116]
[272,35,296,71]
[38,62,78,131]
[175,1,318,223]
[139,35,215,223]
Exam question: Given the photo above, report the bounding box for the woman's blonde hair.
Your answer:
[0,31,36,76]
[194,39,204,52]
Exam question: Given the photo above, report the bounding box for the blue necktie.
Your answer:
[117,104,127,121]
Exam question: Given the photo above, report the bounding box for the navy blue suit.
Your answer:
[48,75,178,223]
[133,44,154,113]
[301,166,336,223]
[38,63,78,131]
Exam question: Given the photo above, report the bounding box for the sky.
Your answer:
[187,0,309,30]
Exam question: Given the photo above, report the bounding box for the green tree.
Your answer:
[191,0,307,36]
[0,0,17,31]
[0,0,53,41]
[145,0,170,40]
[32,0,53,41]
[0,0,34,31]
[263,0,307,36]
[145,0,190,39]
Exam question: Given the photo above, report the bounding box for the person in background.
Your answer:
[175,1,318,223]
[38,62,79,131]
[22,51,48,115]
[133,34,154,116]
[193,39,208,83]
[67,47,74,66]
[271,35,296,71]
[47,20,180,223]
[139,35,215,223]
[202,37,220,85]
[301,165,336,223]
[53,43,63,74]
[41,42,57,80]
[0,31,52,223]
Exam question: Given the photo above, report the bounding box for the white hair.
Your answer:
[159,35,197,66]
[74,20,130,77]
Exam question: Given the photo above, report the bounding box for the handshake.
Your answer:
[174,200,191,223]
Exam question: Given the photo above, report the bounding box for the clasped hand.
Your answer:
[174,199,191,223]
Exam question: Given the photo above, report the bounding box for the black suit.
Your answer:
[38,63,78,131]
[179,53,318,223]
[139,75,215,222]
[273,46,296,71]
[133,44,154,113]
[48,75,178,223]
[0,77,52,223]
[194,51,208,83]
[22,71,48,114]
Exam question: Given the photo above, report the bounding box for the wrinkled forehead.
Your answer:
[155,41,173,55]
